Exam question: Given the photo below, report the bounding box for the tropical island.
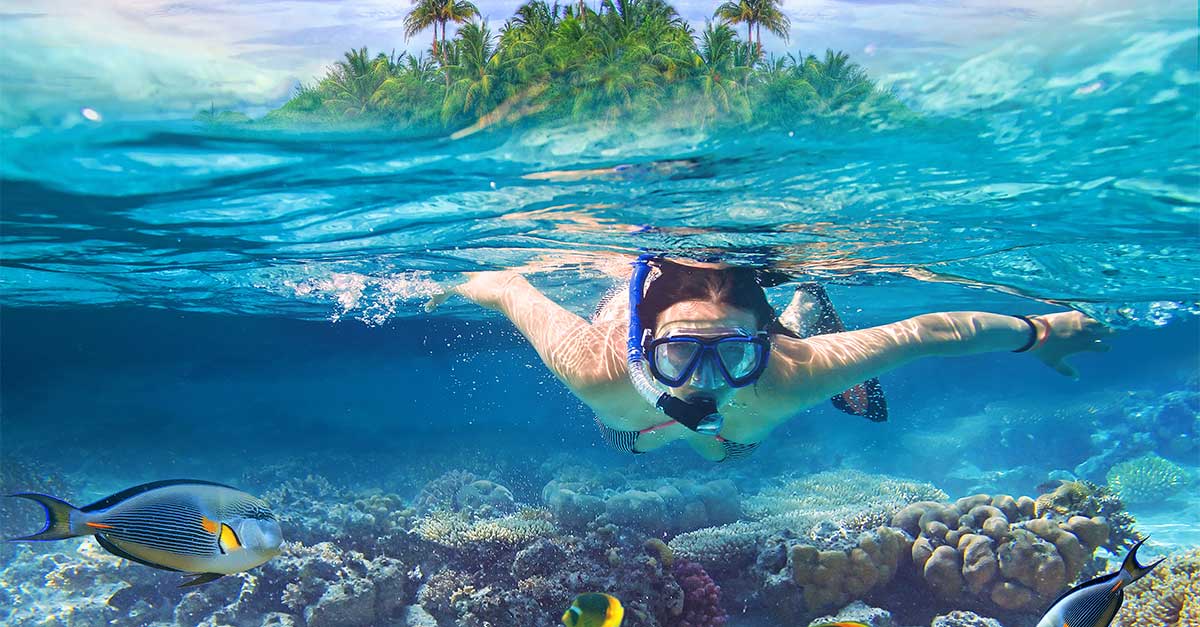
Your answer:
[215,0,910,133]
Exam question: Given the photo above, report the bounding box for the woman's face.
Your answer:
[654,300,759,400]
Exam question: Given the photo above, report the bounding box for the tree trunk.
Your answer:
[747,22,753,48]
[756,22,762,58]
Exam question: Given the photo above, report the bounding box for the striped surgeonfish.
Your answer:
[8,479,283,586]
[1035,537,1164,627]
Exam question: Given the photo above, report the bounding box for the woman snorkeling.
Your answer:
[427,256,1111,462]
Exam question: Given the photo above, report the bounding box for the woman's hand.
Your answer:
[424,271,523,312]
[1029,311,1112,378]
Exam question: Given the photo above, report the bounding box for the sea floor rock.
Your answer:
[807,601,896,627]
[930,610,1005,627]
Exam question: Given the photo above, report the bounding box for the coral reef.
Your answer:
[413,508,557,561]
[260,474,418,558]
[456,479,517,517]
[808,600,897,627]
[1105,454,1190,505]
[1031,480,1140,556]
[930,611,1004,627]
[789,526,910,612]
[414,533,687,627]
[892,494,1111,611]
[0,539,411,627]
[1075,389,1199,482]
[671,470,944,576]
[0,459,1175,627]
[544,476,742,535]
[671,559,727,627]
[413,470,477,515]
[1114,548,1200,627]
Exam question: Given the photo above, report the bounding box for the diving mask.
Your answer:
[644,328,771,389]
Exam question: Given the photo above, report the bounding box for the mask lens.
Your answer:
[717,340,764,381]
[653,340,701,382]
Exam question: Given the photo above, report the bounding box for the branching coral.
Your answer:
[413,509,556,552]
[1105,454,1189,505]
[671,470,943,578]
[1114,548,1200,626]
[745,469,947,523]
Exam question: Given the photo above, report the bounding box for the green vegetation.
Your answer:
[260,0,908,132]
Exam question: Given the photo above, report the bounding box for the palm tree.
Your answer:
[713,0,753,48]
[694,22,750,120]
[443,21,503,120]
[500,1,561,84]
[803,49,874,112]
[323,48,394,116]
[749,0,789,57]
[405,0,441,60]
[437,0,481,51]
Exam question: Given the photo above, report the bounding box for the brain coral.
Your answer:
[1113,548,1200,626]
[891,493,1112,612]
[1105,454,1189,505]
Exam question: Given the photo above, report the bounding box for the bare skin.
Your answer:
[427,267,1113,461]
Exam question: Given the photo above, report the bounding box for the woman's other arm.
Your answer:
[760,310,1111,409]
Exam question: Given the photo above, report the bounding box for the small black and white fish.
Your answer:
[1035,537,1164,627]
[8,479,283,586]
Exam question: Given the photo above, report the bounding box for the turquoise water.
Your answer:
[1,4,1199,627]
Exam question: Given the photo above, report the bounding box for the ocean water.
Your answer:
[2,3,1199,627]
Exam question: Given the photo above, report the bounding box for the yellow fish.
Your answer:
[562,593,623,627]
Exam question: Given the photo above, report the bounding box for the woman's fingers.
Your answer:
[423,290,453,313]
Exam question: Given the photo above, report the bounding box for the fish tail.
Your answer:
[1122,536,1165,582]
[6,493,81,541]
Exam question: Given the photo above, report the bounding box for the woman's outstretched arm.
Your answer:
[428,271,628,394]
[759,310,1112,411]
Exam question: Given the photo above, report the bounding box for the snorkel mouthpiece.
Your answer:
[627,254,726,436]
[657,395,723,435]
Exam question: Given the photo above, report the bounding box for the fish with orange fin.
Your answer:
[1035,537,1164,627]
[7,479,283,587]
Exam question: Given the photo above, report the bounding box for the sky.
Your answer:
[0,0,1191,122]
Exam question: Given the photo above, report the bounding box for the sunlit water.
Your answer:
[1,4,1197,627]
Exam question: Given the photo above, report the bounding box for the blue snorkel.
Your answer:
[627,254,724,436]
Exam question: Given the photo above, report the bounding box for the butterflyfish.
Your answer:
[8,479,283,587]
[562,592,623,627]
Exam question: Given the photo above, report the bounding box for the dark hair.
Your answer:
[637,260,779,332]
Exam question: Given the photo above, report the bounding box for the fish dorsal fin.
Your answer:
[81,479,238,512]
[94,535,183,572]
[1044,570,1118,610]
